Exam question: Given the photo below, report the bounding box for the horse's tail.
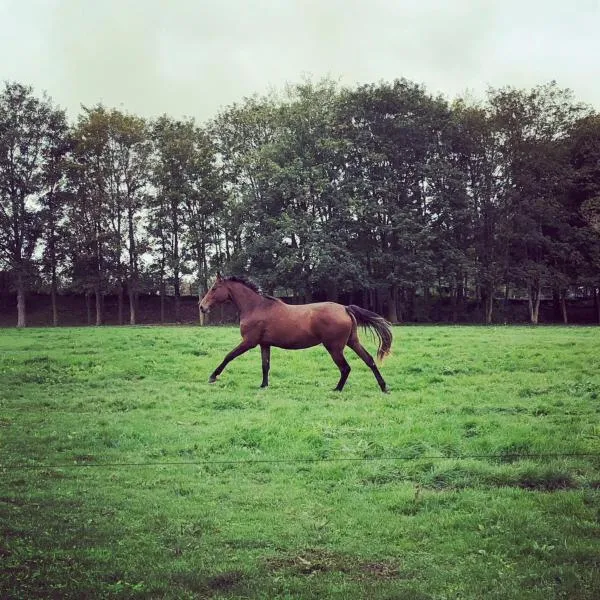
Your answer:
[345,305,392,362]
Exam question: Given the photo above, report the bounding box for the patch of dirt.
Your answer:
[0,496,27,506]
[205,570,246,590]
[357,561,401,579]
[516,474,578,491]
[264,548,404,580]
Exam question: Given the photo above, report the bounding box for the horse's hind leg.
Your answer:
[324,344,351,391]
[347,337,388,393]
[260,344,271,388]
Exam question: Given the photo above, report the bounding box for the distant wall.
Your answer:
[0,292,598,327]
[0,293,237,327]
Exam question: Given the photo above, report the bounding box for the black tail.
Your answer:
[346,305,392,362]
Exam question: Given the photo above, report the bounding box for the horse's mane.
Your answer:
[224,276,279,301]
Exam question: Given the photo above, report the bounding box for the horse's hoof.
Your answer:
[260,384,268,388]
[208,376,217,384]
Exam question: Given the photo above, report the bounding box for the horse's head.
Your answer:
[199,272,230,314]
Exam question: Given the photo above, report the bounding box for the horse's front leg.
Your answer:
[209,340,256,383]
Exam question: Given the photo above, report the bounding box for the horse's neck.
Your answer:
[228,283,264,316]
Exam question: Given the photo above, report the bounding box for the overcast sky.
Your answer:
[1,0,599,122]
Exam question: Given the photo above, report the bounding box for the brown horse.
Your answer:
[199,274,392,392]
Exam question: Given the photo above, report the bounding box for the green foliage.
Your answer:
[1,325,599,598]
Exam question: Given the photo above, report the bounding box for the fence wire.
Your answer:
[2,452,598,471]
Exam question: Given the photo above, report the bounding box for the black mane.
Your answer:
[224,275,260,293]
[224,276,278,301]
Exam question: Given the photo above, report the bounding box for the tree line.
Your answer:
[1,78,599,327]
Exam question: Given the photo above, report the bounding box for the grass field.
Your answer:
[1,324,599,599]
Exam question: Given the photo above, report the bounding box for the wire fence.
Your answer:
[2,452,598,471]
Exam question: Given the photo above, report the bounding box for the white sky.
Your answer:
[1,0,599,122]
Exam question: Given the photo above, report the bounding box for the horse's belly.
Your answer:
[272,337,321,350]
[262,325,321,349]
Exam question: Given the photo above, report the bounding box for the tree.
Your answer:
[104,109,151,325]
[151,116,214,321]
[209,95,281,289]
[448,100,506,323]
[277,80,359,302]
[0,82,67,327]
[489,83,589,323]
[67,106,152,325]
[68,107,117,325]
[426,102,478,322]
[39,113,71,326]
[568,113,600,323]
[182,126,223,298]
[338,80,449,321]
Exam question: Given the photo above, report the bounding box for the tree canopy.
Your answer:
[1,78,599,326]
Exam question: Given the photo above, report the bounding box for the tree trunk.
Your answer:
[451,282,460,323]
[160,280,166,324]
[174,270,180,322]
[560,289,568,325]
[201,240,208,295]
[485,296,493,325]
[128,279,136,325]
[594,286,600,325]
[385,284,398,323]
[452,290,458,323]
[532,298,541,324]
[325,279,338,303]
[95,285,102,326]
[527,292,533,323]
[16,272,26,328]
[86,291,92,325]
[302,284,313,303]
[374,288,383,316]
[118,283,124,325]
[361,288,369,310]
[528,282,541,324]
[173,221,180,322]
[552,289,561,322]
[50,279,58,327]
[404,287,416,322]
[224,228,231,262]
[483,287,494,325]
[127,202,138,326]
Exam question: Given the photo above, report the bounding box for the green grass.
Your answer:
[1,325,599,599]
